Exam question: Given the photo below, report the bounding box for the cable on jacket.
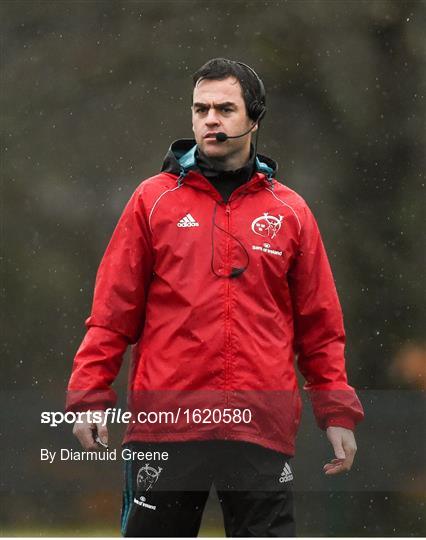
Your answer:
[210,202,250,279]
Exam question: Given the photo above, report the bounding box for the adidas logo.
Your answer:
[177,213,200,227]
[279,462,293,483]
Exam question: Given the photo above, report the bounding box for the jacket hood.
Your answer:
[161,138,278,179]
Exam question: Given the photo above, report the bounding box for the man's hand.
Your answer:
[323,426,357,475]
[72,411,109,451]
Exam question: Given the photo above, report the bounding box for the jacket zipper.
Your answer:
[225,203,231,404]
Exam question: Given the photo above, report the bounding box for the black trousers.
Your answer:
[121,440,295,537]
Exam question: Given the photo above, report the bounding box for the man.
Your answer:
[66,58,364,537]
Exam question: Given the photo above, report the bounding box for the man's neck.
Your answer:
[195,145,256,203]
[196,144,255,182]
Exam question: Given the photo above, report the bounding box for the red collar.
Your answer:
[179,170,274,202]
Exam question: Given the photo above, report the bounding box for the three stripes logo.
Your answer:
[177,213,200,227]
[279,462,294,483]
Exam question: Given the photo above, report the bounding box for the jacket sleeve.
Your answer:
[66,187,154,412]
[288,205,364,431]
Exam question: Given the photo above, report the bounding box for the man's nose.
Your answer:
[205,108,220,125]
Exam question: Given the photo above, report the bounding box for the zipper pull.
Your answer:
[225,204,231,215]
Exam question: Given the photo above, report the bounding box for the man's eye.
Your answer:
[222,108,233,113]
[195,108,207,113]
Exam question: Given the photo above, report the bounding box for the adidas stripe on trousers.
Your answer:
[121,440,295,537]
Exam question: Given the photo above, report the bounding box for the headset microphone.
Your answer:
[215,108,266,143]
[215,122,258,143]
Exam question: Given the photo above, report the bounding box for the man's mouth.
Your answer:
[204,132,220,139]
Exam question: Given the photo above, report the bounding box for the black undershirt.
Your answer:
[195,147,255,203]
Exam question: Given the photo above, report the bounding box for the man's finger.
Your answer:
[323,458,344,470]
[96,422,109,446]
[324,457,352,475]
[325,465,345,475]
[341,441,356,470]
[324,461,351,475]
[342,452,355,471]
[73,424,99,451]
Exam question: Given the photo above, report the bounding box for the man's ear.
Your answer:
[252,122,259,133]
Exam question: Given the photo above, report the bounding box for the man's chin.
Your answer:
[198,141,228,158]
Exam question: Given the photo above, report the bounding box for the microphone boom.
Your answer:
[215,122,257,143]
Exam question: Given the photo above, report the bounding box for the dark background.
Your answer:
[1,0,425,536]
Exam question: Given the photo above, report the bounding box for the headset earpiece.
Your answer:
[236,61,266,123]
[249,101,266,123]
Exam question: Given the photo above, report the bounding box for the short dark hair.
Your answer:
[192,58,265,121]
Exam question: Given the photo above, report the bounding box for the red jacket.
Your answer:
[66,140,364,455]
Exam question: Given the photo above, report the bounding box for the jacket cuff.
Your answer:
[324,416,356,431]
[65,402,109,414]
